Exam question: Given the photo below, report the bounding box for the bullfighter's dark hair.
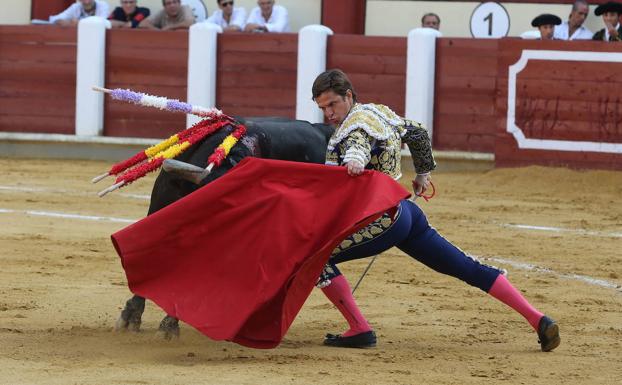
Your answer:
[312,69,358,103]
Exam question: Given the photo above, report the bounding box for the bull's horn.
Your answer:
[162,159,211,185]
[91,172,110,184]
[98,182,124,197]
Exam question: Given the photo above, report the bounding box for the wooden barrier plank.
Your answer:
[434,133,495,152]
[513,119,622,142]
[0,115,74,135]
[436,76,497,94]
[217,87,296,108]
[0,80,74,99]
[435,114,497,135]
[328,35,406,56]
[328,53,406,75]
[218,33,297,53]
[107,73,186,88]
[217,105,296,119]
[0,42,76,62]
[106,29,188,50]
[515,99,622,123]
[436,38,499,56]
[218,71,296,88]
[436,55,498,77]
[0,97,74,117]
[218,52,297,72]
[434,37,499,152]
[107,49,186,72]
[515,61,622,82]
[104,118,185,138]
[436,97,496,116]
[215,33,297,118]
[0,61,75,83]
[0,25,77,44]
[346,73,406,94]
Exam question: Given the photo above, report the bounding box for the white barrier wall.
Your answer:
[405,28,440,138]
[75,17,109,136]
[296,25,333,123]
[186,22,221,128]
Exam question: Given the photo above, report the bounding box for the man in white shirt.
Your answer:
[244,0,290,33]
[553,0,593,40]
[49,0,110,26]
[205,0,246,32]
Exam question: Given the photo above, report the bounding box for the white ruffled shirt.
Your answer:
[205,7,246,29]
[553,21,593,40]
[49,1,110,23]
[246,4,290,32]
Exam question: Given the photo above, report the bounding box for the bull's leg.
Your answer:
[115,295,146,332]
[156,315,180,340]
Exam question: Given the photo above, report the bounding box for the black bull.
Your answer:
[116,117,335,338]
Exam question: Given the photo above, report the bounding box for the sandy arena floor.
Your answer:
[0,157,621,385]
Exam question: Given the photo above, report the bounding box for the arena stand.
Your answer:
[1,20,621,170]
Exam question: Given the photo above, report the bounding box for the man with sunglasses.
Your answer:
[205,0,246,32]
[109,0,151,29]
[244,0,290,33]
[139,0,195,30]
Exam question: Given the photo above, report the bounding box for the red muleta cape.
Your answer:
[111,157,409,348]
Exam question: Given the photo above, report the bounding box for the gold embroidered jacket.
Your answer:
[325,103,436,179]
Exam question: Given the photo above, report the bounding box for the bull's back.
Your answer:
[148,117,333,215]
[239,117,331,163]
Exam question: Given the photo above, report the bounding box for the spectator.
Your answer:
[49,0,110,26]
[205,0,246,32]
[531,14,562,40]
[421,13,440,30]
[244,0,290,33]
[554,0,593,40]
[109,0,150,29]
[139,0,195,30]
[593,1,622,41]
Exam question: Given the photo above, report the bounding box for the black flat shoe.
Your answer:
[323,330,377,348]
[537,316,560,352]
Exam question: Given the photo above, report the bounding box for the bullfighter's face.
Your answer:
[538,24,555,40]
[315,89,354,126]
[602,12,620,28]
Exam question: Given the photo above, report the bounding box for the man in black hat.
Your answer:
[531,14,562,40]
[593,1,622,41]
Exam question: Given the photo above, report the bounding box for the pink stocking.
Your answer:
[488,274,544,330]
[321,275,372,337]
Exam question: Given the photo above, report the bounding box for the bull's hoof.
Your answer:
[115,296,145,332]
[157,315,180,340]
[162,159,210,185]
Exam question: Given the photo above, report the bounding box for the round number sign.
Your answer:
[470,2,510,38]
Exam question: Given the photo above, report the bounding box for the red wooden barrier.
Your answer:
[104,29,188,138]
[327,34,407,116]
[0,26,76,135]
[434,38,499,152]
[495,39,622,170]
[216,33,298,118]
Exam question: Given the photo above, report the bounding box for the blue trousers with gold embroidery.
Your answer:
[318,200,502,292]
